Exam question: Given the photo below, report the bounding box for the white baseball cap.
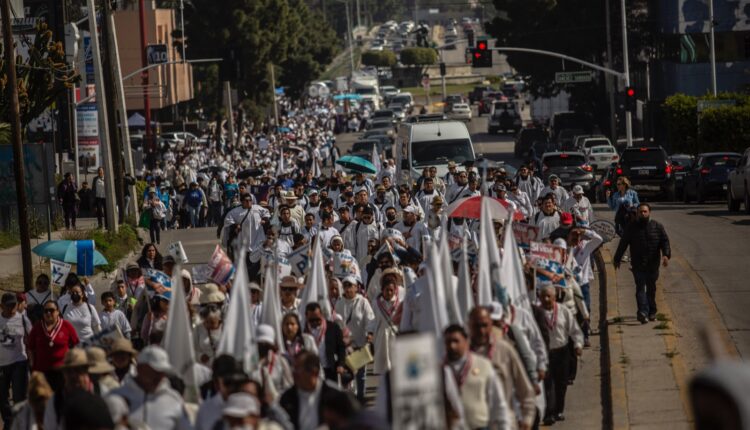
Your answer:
[222,392,260,418]
[489,301,504,322]
[137,346,172,373]
[572,185,584,195]
[257,324,275,345]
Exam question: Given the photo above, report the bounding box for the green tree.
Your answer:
[361,51,397,68]
[0,23,78,126]
[400,48,437,65]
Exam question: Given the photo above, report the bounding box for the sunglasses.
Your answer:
[281,287,297,293]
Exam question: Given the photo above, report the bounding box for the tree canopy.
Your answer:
[0,23,78,127]
[186,0,340,122]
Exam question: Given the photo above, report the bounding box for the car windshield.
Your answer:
[373,111,393,118]
[454,104,469,109]
[621,149,665,165]
[591,146,615,154]
[544,154,586,167]
[704,155,740,167]
[370,121,392,130]
[353,141,377,152]
[355,87,376,95]
[584,139,610,148]
[412,139,474,166]
[393,96,411,104]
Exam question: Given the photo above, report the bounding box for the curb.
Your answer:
[600,246,630,430]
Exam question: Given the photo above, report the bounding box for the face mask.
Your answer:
[386,213,396,221]
[71,293,82,303]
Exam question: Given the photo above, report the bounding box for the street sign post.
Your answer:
[146,44,168,65]
[555,71,593,84]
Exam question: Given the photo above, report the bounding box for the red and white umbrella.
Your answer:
[446,195,524,221]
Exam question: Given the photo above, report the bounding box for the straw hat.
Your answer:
[279,276,302,289]
[109,338,137,356]
[200,283,226,304]
[86,347,115,374]
[58,348,90,370]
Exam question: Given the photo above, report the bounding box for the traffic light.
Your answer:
[625,86,637,112]
[467,29,475,47]
[439,62,446,76]
[472,40,492,68]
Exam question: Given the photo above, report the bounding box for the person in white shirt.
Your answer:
[540,175,569,206]
[539,283,583,425]
[515,164,544,203]
[0,293,31,428]
[99,292,132,339]
[395,206,430,253]
[61,284,101,343]
[532,196,562,240]
[562,185,594,225]
[447,170,472,204]
[334,276,375,403]
[415,177,443,220]
[508,182,534,220]
[353,206,382,267]
[257,324,293,402]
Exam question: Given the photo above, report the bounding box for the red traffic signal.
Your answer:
[624,86,636,112]
[626,87,635,97]
[477,41,487,51]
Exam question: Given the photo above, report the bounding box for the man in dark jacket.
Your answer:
[279,350,357,429]
[57,173,78,229]
[613,203,671,323]
[304,303,347,382]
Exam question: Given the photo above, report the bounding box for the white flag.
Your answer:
[476,197,503,306]
[371,144,382,177]
[276,150,286,176]
[260,263,284,347]
[425,245,449,338]
[457,233,475,321]
[299,237,331,328]
[500,216,532,312]
[217,250,258,373]
[163,265,197,390]
[439,219,462,325]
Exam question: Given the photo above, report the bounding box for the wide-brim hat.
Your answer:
[109,338,138,356]
[87,347,115,374]
[200,283,226,304]
[279,276,302,289]
[58,348,91,370]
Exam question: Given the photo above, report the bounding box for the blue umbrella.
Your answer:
[335,155,377,174]
[333,93,362,101]
[32,240,109,266]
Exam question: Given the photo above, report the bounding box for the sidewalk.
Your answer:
[602,243,691,430]
[0,218,98,279]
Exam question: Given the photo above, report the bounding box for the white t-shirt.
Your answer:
[26,290,54,307]
[62,302,101,341]
[0,313,30,366]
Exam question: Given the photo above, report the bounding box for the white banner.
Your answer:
[50,259,72,288]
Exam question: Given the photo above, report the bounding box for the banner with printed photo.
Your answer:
[207,245,235,285]
[287,244,311,277]
[332,251,361,280]
[513,223,540,249]
[529,241,566,287]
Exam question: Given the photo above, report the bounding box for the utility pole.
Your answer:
[269,64,280,128]
[620,0,633,147]
[344,0,354,76]
[355,0,361,29]
[605,0,617,145]
[224,82,235,147]
[106,0,138,220]
[138,0,154,166]
[179,0,188,137]
[87,0,118,232]
[1,0,34,290]
[100,0,126,224]
[708,0,718,96]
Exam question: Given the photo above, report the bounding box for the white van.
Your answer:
[396,121,476,185]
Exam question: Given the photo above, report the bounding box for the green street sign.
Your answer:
[555,71,593,84]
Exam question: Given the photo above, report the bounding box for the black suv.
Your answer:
[614,146,675,201]
[515,127,549,158]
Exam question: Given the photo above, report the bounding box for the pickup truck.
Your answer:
[727,147,750,213]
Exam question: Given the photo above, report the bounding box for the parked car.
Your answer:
[367,118,395,132]
[669,153,695,199]
[541,151,595,193]
[613,146,675,201]
[682,152,742,203]
[159,132,199,149]
[448,103,472,121]
[488,101,521,134]
[586,145,620,171]
[727,147,750,212]
[514,127,549,159]
[557,128,587,151]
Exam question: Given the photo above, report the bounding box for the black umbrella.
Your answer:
[237,168,265,179]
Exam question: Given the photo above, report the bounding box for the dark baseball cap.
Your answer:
[1,293,17,306]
